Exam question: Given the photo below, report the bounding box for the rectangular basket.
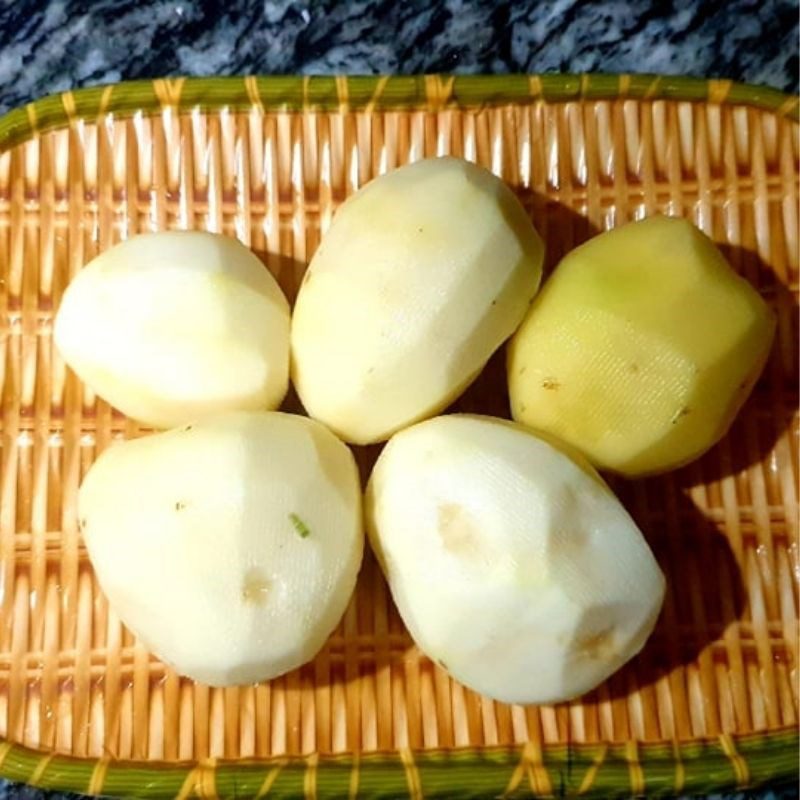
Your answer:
[0,74,797,798]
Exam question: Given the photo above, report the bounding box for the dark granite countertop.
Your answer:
[0,0,797,117]
[0,1,798,798]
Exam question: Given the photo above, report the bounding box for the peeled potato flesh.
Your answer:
[366,414,665,704]
[55,231,290,428]
[508,216,776,476]
[79,411,363,687]
[291,156,544,444]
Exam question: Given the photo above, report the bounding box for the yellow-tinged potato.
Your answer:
[55,231,290,428]
[79,412,363,687]
[508,216,775,476]
[292,157,544,444]
[366,414,665,704]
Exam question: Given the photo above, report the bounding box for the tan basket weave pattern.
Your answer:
[0,92,797,768]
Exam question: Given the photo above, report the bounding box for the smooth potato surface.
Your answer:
[508,216,775,475]
[366,414,665,704]
[79,412,363,686]
[292,157,544,444]
[55,231,290,428]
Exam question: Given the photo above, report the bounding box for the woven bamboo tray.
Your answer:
[0,75,797,798]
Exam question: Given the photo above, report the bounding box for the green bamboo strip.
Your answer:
[416,749,524,798]
[0,74,796,156]
[0,729,796,798]
[0,748,95,794]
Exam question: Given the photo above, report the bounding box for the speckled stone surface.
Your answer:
[0,0,798,798]
[0,0,797,117]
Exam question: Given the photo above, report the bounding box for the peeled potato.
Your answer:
[55,231,290,428]
[366,414,665,704]
[508,216,776,476]
[79,412,362,687]
[291,156,544,444]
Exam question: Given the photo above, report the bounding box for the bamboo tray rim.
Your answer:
[0,73,798,796]
[0,727,797,798]
[0,73,797,157]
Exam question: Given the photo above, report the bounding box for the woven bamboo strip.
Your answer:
[0,77,797,795]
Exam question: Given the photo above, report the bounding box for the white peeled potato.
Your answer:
[366,414,665,704]
[79,412,363,687]
[291,157,544,444]
[55,231,290,428]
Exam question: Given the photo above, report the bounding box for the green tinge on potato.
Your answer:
[508,215,776,476]
[291,156,545,445]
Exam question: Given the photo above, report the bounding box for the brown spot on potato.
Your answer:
[542,377,560,390]
[575,628,616,660]
[628,363,639,374]
[671,406,691,425]
[518,366,526,376]
[78,518,87,532]
[175,501,186,511]
[241,570,271,605]
[437,503,482,558]
[550,526,589,559]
